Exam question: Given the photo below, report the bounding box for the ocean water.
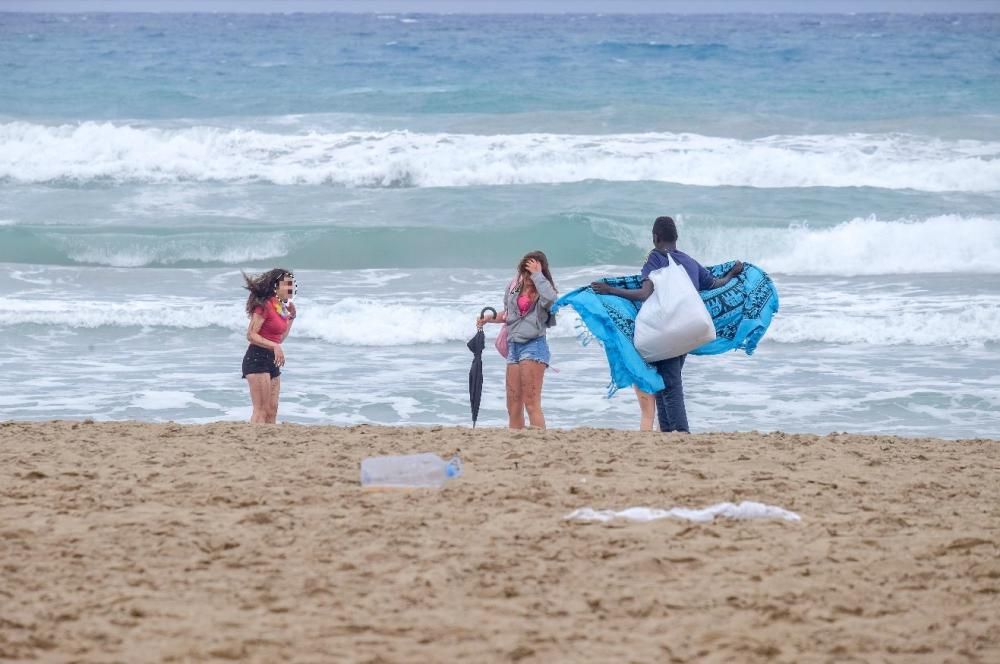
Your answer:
[2,12,999,437]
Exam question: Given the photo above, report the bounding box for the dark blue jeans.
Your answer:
[654,354,689,433]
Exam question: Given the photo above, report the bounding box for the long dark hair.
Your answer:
[243,268,293,317]
[517,250,556,292]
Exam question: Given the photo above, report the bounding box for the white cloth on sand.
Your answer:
[565,501,801,523]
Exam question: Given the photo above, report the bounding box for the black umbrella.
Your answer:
[467,307,497,427]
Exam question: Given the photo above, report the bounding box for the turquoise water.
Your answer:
[4,13,999,131]
[2,12,999,436]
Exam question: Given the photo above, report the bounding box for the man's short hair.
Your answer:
[652,216,678,243]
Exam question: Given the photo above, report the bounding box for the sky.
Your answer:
[1,0,997,13]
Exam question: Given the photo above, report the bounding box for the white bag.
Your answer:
[633,253,716,363]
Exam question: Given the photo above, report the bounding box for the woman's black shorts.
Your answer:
[242,345,281,379]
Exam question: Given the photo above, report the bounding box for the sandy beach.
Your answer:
[1,421,998,662]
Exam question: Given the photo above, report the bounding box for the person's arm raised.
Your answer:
[529,270,558,308]
[280,301,296,342]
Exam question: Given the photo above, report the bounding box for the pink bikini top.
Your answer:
[517,293,533,315]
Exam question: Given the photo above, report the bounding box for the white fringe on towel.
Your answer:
[565,501,801,523]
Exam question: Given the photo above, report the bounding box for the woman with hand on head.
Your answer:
[242,268,296,424]
[478,251,558,429]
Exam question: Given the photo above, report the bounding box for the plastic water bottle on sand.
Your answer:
[360,453,462,490]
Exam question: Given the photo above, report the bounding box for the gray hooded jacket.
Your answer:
[504,271,558,343]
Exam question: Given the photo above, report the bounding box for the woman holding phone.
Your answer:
[242,268,296,424]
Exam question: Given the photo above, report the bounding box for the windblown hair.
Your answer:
[518,250,556,292]
[243,268,293,318]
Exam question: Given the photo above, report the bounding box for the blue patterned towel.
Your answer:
[552,261,779,397]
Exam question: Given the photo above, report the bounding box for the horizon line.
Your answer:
[2,9,996,14]
[1,0,995,16]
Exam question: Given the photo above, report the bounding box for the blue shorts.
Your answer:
[507,336,551,366]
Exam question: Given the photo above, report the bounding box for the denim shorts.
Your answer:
[507,336,551,366]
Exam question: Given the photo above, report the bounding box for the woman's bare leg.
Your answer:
[266,376,281,424]
[506,364,526,429]
[520,360,546,429]
[634,386,656,431]
[246,373,271,423]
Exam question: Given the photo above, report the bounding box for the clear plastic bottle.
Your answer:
[360,453,462,490]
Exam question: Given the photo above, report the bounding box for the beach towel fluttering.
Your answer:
[552,261,779,396]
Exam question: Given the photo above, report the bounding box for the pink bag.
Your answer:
[494,324,509,358]
[494,276,518,358]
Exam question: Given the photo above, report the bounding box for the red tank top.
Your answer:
[253,299,289,344]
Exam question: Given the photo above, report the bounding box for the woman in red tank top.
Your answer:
[242,268,297,424]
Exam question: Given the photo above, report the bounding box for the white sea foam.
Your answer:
[769,306,1000,346]
[3,121,999,191]
[5,291,585,345]
[477,214,1000,277]
[7,290,1000,347]
[691,215,1000,276]
[295,298,477,346]
[8,299,243,330]
[295,297,583,346]
[130,390,218,410]
[9,213,998,273]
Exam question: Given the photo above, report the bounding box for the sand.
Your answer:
[1,420,998,663]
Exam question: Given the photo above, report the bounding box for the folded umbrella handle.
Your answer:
[479,306,498,320]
